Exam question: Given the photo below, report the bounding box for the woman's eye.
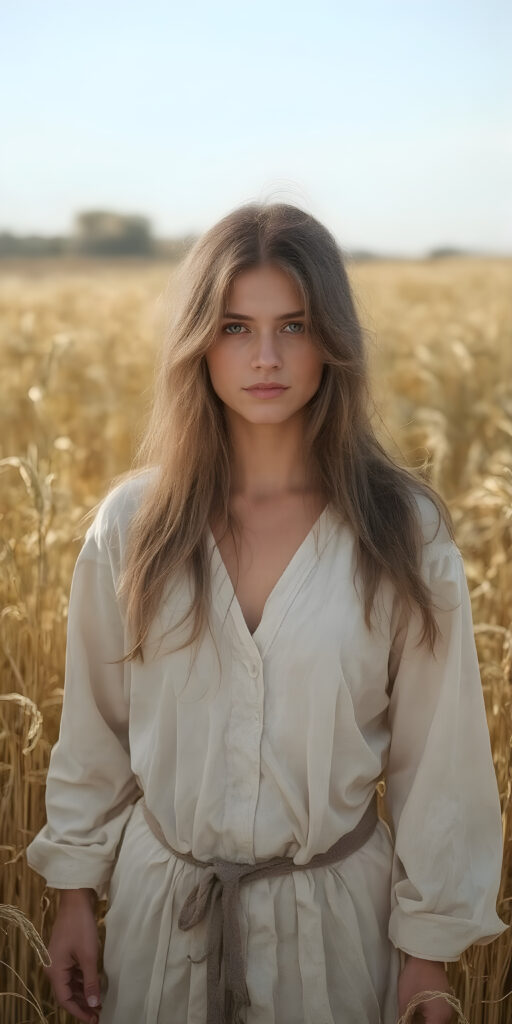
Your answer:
[284,322,305,333]
[224,323,246,334]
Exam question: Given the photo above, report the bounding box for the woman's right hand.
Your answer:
[43,889,103,1023]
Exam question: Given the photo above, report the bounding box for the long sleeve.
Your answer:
[384,533,509,961]
[25,518,142,902]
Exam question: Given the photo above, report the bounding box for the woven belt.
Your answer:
[141,791,379,1024]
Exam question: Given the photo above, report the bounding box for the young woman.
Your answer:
[26,203,508,1024]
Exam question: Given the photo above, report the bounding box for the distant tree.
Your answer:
[348,249,378,261]
[71,210,155,256]
[155,234,198,260]
[0,232,68,257]
[427,246,470,259]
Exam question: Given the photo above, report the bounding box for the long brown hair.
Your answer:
[94,201,455,665]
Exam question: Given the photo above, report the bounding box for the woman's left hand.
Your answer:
[398,955,455,1022]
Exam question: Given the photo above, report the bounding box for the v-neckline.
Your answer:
[207,502,333,651]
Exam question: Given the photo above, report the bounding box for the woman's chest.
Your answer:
[128,533,396,803]
[210,496,328,635]
[129,509,396,732]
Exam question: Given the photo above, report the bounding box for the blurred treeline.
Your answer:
[0,209,494,262]
[0,210,197,260]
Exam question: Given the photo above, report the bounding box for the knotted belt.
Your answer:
[140,791,379,1024]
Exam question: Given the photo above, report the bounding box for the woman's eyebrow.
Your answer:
[222,309,305,320]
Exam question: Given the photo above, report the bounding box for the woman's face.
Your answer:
[204,263,324,426]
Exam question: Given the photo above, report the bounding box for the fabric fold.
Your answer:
[25,536,142,901]
[141,792,379,1024]
[385,538,509,960]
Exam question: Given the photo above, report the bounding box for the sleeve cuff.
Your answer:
[41,878,111,901]
[25,841,116,902]
[389,907,510,962]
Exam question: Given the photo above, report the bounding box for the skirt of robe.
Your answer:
[97,796,402,1024]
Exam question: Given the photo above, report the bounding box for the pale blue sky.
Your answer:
[2,0,511,255]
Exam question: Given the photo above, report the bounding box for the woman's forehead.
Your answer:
[224,264,305,309]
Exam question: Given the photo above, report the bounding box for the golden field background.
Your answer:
[0,256,511,1022]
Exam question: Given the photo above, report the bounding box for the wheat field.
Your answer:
[0,256,511,1022]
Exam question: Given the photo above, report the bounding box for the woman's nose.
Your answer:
[251,331,282,365]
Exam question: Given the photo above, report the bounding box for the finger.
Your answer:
[68,977,102,1005]
[52,971,100,1023]
[60,995,99,1023]
[76,950,102,1011]
[67,974,103,1009]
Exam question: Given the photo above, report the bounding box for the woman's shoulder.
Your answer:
[408,486,454,550]
[404,487,466,588]
[83,466,158,560]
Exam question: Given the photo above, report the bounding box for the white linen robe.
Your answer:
[26,469,509,1024]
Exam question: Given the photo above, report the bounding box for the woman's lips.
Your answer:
[244,386,289,398]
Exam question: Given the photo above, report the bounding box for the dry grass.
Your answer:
[0,256,510,1022]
